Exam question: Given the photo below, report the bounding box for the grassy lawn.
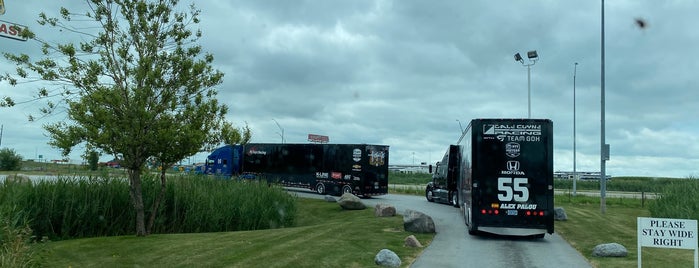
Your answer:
[555,195,696,268]
[36,198,434,267]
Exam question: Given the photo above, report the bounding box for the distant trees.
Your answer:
[0,148,22,171]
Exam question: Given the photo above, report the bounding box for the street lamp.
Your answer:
[573,62,578,196]
[514,50,539,118]
[272,119,285,144]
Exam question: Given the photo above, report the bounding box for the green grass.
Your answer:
[36,198,434,267]
[555,195,696,268]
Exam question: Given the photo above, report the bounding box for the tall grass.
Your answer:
[0,174,297,240]
[0,206,39,267]
[648,178,699,220]
[554,176,682,193]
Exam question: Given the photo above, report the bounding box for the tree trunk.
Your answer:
[128,168,147,236]
[147,167,168,234]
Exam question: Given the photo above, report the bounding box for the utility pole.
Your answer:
[573,63,578,196]
[600,0,608,214]
[0,124,3,147]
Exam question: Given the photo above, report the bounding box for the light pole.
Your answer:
[573,63,578,196]
[272,119,285,144]
[600,0,608,214]
[514,50,539,118]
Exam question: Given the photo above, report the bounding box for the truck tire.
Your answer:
[315,183,326,195]
[425,188,435,202]
[450,191,459,208]
[341,185,353,195]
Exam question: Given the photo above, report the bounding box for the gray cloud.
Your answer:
[1,0,697,177]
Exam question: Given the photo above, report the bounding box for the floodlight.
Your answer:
[514,53,522,62]
[527,50,538,60]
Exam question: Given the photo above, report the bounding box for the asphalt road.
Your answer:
[292,189,592,268]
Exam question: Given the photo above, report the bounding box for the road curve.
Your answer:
[291,190,592,268]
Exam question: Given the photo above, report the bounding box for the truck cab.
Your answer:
[425,145,460,207]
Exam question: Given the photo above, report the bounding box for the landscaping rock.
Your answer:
[374,249,401,267]
[374,203,396,217]
[404,235,423,248]
[337,193,366,210]
[554,207,568,221]
[323,195,336,202]
[592,243,628,257]
[403,209,435,233]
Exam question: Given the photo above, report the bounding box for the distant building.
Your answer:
[389,164,430,174]
[554,171,611,180]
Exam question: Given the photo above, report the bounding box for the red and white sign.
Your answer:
[0,20,28,41]
[308,134,329,143]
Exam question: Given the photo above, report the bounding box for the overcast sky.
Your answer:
[1,1,698,178]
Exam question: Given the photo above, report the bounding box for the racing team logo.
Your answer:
[505,142,520,158]
[368,149,386,166]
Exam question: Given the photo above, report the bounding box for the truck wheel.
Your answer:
[341,185,353,195]
[450,191,459,208]
[315,183,326,195]
[425,188,435,202]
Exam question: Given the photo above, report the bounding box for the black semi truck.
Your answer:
[425,145,460,207]
[205,143,389,196]
[426,118,554,238]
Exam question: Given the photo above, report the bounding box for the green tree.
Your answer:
[1,0,227,236]
[0,148,23,171]
[221,121,252,145]
[86,150,99,171]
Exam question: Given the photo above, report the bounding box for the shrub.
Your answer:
[0,174,297,240]
[0,148,23,171]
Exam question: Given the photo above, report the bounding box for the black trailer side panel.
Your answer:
[239,143,388,196]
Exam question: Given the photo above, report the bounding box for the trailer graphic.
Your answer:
[205,143,389,196]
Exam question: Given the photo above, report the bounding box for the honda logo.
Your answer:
[507,161,520,171]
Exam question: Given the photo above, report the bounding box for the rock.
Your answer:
[554,207,568,221]
[337,193,366,210]
[404,235,423,248]
[592,243,628,257]
[323,195,336,202]
[403,209,436,233]
[374,249,401,267]
[375,203,396,217]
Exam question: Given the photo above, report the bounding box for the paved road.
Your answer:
[292,190,592,268]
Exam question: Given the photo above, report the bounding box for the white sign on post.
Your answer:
[637,217,698,268]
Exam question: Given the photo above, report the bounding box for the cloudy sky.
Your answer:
[1,1,698,178]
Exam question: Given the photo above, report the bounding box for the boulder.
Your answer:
[374,249,401,267]
[404,235,423,248]
[375,203,396,217]
[592,243,628,257]
[403,209,436,233]
[337,193,366,210]
[554,207,568,221]
[323,195,337,202]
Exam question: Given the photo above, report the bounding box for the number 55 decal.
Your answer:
[497,177,529,202]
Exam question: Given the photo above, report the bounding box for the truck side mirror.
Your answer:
[429,165,433,174]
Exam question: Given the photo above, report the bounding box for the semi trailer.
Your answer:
[426,118,554,237]
[205,143,389,196]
